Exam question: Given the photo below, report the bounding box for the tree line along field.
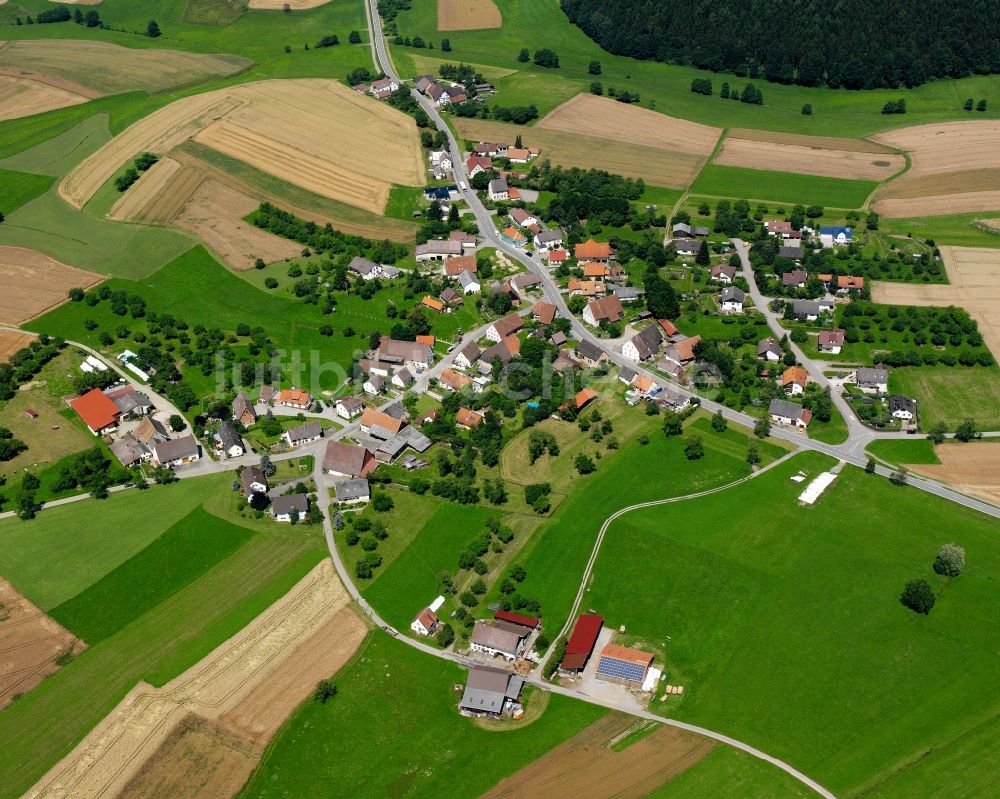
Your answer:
[581,451,1000,797]
[0,474,328,798]
[389,0,1000,138]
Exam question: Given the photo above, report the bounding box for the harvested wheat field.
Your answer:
[715,135,904,181]
[907,443,1000,505]
[872,246,1000,361]
[0,247,103,325]
[438,0,501,31]
[173,180,300,270]
[873,121,1000,216]
[0,41,250,97]
[62,79,424,213]
[540,94,720,156]
[107,157,183,222]
[0,75,89,122]
[454,118,704,187]
[50,0,102,5]
[479,713,716,799]
[249,0,331,7]
[0,329,36,362]
[23,560,366,799]
[0,578,84,710]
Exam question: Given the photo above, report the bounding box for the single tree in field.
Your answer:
[954,418,980,442]
[663,414,683,437]
[865,457,876,474]
[933,544,965,577]
[349,29,361,44]
[588,60,601,75]
[801,103,812,115]
[683,435,704,460]
[441,38,451,51]
[900,578,935,615]
[976,99,987,112]
[963,97,974,111]
[517,47,530,63]
[746,442,760,466]
[313,679,337,704]
[514,133,522,148]
[927,422,948,444]
[890,466,908,485]
[147,20,161,38]
[711,410,727,432]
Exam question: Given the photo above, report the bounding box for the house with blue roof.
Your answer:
[819,226,853,247]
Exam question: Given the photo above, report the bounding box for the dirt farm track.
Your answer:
[23,560,368,799]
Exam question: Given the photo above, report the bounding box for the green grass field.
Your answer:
[0,167,53,215]
[583,451,1000,796]
[891,366,1000,430]
[866,437,941,466]
[690,165,877,209]
[879,213,1000,249]
[645,746,814,798]
[0,474,326,799]
[49,506,253,644]
[240,632,607,798]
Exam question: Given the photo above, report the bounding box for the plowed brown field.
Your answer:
[871,245,1000,361]
[0,247,103,325]
[907,443,1000,505]
[478,713,715,799]
[873,121,1000,216]
[61,79,423,214]
[172,179,300,270]
[23,560,367,799]
[0,578,84,710]
[438,0,502,30]
[0,76,89,122]
[0,329,36,363]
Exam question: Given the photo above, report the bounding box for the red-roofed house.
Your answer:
[494,609,541,629]
[574,239,614,262]
[278,388,312,409]
[575,388,598,410]
[561,614,604,673]
[532,301,556,325]
[456,407,485,430]
[466,155,492,178]
[818,329,845,354]
[70,389,121,435]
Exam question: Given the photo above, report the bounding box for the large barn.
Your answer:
[595,643,653,687]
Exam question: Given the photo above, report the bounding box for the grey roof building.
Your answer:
[217,422,243,453]
[333,479,371,503]
[769,398,808,422]
[271,493,308,519]
[720,286,745,303]
[460,666,525,715]
[612,285,642,302]
[286,420,323,445]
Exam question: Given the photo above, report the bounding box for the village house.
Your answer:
[422,296,446,314]
[889,395,918,422]
[481,335,520,365]
[720,286,745,314]
[240,465,268,499]
[216,422,245,457]
[410,607,439,637]
[323,440,377,478]
[818,329,846,354]
[500,227,526,248]
[415,239,464,262]
[271,493,308,523]
[103,385,153,419]
[349,256,383,281]
[710,264,737,283]
[532,301,556,325]
[791,299,834,321]
[575,339,609,367]
[150,435,200,467]
[769,398,812,430]
[856,366,889,394]
[487,314,525,342]
[363,374,385,395]
[782,269,808,289]
[232,392,257,426]
[837,275,864,293]
[443,255,477,278]
[360,407,406,439]
[506,147,536,163]
[546,248,568,266]
[581,262,609,279]
[333,478,371,504]
[779,244,803,261]
[277,388,312,410]
[470,619,529,661]
[466,154,491,178]
[782,366,808,396]
[133,416,169,445]
[674,239,701,256]
[444,84,467,104]
[765,220,802,240]
[70,388,121,435]
[820,226,853,247]
[567,279,605,298]
[376,336,434,372]
[508,207,538,228]
[509,272,542,299]
[488,176,509,201]
[757,338,782,361]
[429,149,452,176]
[451,230,476,250]
[662,335,702,369]
[453,341,481,370]
[612,285,642,303]
[284,420,323,447]
[110,435,148,468]
[460,666,524,717]
[259,385,275,406]
[623,324,664,362]
[583,295,625,326]
[439,368,473,392]
[392,367,414,389]
[595,643,654,688]
[335,396,364,420]
[534,229,563,251]
[456,407,485,430]
[575,239,614,263]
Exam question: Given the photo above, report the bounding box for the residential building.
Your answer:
[818,329,845,354]
[335,396,364,420]
[363,374,384,395]
[560,614,604,673]
[576,340,608,367]
[765,220,801,239]
[510,272,542,298]
[612,285,642,303]
[450,230,477,250]
[791,299,833,321]
[453,341,481,370]
[216,422,245,457]
[856,366,889,394]
[506,147,535,163]
[481,335,520,365]
[757,338,782,361]
[720,286,745,314]
[240,465,268,499]
[410,608,439,637]
[574,239,614,262]
[583,296,625,326]
[486,314,524,342]
[779,245,803,261]
[444,255,477,277]
[470,619,528,661]
[623,325,664,362]
[488,176,509,201]
[360,407,406,439]
[567,279,605,297]
[782,366,807,396]
[662,336,702,368]
[392,367,414,389]
[323,440,377,478]
[456,407,484,430]
[889,395,918,421]
[232,392,257,426]
[439,368,473,392]
[820,226,853,247]
[500,226,526,247]
[259,385,275,405]
[532,301,556,325]
[284,420,323,447]
[277,388,312,409]
[150,435,200,467]
[547,248,568,265]
[466,154,491,178]
[837,275,864,293]
[271,493,308,522]
[70,388,121,435]
[582,262,609,278]
[710,264,737,283]
[349,256,382,280]
[769,398,812,430]
[508,207,538,227]
[534,229,563,250]
[415,239,463,262]
[440,286,463,307]
[376,337,434,371]
[132,415,169,445]
[782,269,808,288]
[459,666,524,717]
[429,149,452,173]
[110,435,148,468]
[674,239,700,256]
[333,478,371,504]
[596,643,654,688]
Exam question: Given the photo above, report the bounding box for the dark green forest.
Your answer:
[560,0,1000,89]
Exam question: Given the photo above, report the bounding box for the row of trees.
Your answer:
[517,48,559,68]
[689,79,763,104]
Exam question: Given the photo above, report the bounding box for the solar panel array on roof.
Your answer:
[597,655,648,683]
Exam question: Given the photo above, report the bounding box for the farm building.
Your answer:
[323,441,377,479]
[470,620,528,661]
[460,666,524,717]
[150,435,200,467]
[415,239,463,262]
[69,389,121,435]
[284,421,323,447]
[104,385,153,418]
[596,643,654,688]
[494,610,540,630]
[232,392,257,426]
[769,398,812,430]
[560,614,604,673]
[333,478,371,504]
[583,296,625,327]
